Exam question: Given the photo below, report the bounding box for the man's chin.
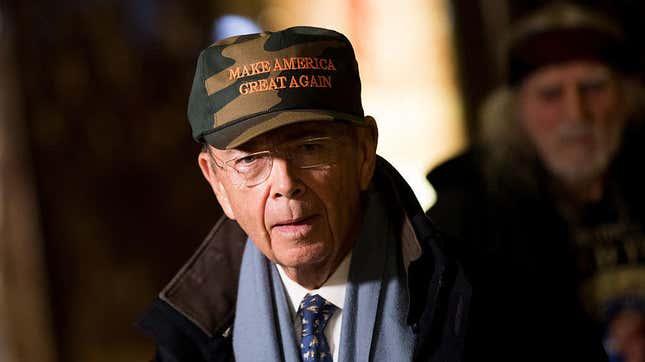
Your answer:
[549,159,607,188]
[274,242,330,270]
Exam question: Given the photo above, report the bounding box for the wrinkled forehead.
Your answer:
[234,120,353,151]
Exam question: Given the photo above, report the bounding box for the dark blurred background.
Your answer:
[0,0,643,361]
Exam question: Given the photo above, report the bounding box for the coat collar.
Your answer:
[159,216,246,338]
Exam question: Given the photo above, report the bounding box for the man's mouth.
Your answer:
[271,215,318,234]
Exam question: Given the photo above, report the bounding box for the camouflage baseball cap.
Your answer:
[188,26,365,149]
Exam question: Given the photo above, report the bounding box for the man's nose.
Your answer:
[269,157,305,199]
[563,86,589,123]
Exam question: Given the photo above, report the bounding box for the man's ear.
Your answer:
[358,116,379,191]
[197,150,236,220]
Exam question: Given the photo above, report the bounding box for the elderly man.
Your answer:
[427,4,645,362]
[138,27,470,362]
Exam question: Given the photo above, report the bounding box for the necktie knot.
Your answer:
[298,294,337,361]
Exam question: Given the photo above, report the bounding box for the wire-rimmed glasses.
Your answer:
[209,136,344,187]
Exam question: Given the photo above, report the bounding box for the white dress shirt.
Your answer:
[277,251,352,362]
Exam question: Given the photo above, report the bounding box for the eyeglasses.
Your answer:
[209,136,344,187]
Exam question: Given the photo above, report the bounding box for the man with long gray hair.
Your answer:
[427,4,645,362]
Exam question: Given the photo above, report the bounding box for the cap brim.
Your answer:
[203,109,364,149]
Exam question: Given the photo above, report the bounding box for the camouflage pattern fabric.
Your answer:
[187,26,366,149]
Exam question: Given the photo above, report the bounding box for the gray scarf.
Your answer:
[233,188,415,361]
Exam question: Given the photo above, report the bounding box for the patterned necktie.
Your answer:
[299,294,337,362]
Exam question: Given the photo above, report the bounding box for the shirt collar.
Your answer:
[277,251,352,314]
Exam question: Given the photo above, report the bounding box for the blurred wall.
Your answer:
[8,0,226,361]
[0,6,55,362]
